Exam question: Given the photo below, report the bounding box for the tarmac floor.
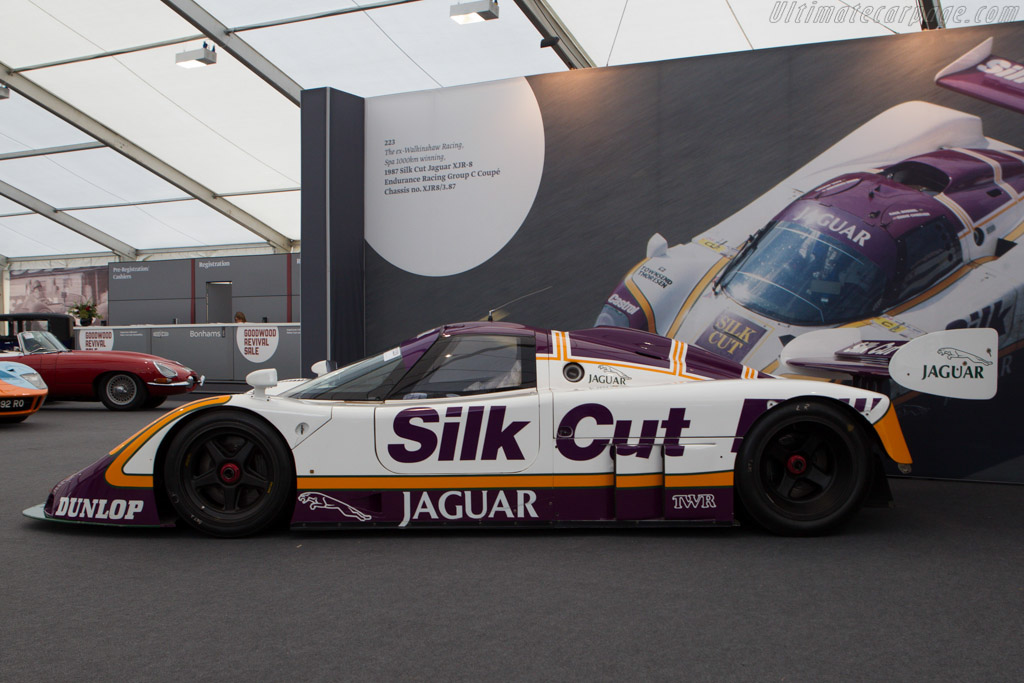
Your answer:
[2,396,1022,681]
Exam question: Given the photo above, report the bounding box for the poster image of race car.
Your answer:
[23,321,991,538]
[597,37,1024,378]
[0,360,47,423]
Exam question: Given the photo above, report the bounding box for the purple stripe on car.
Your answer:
[44,455,165,526]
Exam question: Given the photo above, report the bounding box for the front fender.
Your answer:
[598,240,728,337]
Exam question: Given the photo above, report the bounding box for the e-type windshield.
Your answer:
[18,330,67,353]
[720,221,887,325]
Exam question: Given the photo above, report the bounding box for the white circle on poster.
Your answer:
[236,326,279,363]
[364,77,545,277]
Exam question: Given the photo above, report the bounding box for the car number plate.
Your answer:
[0,398,27,411]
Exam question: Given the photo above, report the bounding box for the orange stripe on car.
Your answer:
[615,473,664,488]
[623,259,658,333]
[664,471,734,488]
[297,473,621,491]
[872,404,912,465]
[105,395,231,488]
[667,257,729,338]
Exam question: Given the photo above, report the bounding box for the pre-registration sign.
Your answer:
[236,325,279,363]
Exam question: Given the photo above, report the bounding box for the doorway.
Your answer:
[206,282,232,323]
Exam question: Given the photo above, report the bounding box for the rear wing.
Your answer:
[780,328,997,400]
[936,37,1024,116]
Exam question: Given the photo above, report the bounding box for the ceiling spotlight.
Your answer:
[450,0,499,24]
[0,84,9,100]
[175,43,217,69]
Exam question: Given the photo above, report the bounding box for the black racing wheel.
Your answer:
[99,372,146,410]
[163,411,294,538]
[736,400,872,536]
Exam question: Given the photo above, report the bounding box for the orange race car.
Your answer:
[0,360,48,423]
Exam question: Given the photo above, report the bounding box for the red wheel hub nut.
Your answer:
[219,462,241,484]
[786,455,807,475]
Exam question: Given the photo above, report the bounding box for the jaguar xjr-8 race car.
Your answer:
[24,322,991,537]
[597,38,1024,375]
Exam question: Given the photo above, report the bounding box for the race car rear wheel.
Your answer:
[99,372,146,411]
[163,411,293,538]
[736,400,872,536]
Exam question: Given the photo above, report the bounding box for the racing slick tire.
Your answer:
[143,396,167,410]
[99,372,147,411]
[735,400,872,536]
[163,411,294,538]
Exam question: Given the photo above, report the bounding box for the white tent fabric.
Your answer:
[0,0,1018,264]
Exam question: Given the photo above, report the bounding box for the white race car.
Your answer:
[597,38,1024,377]
[25,321,992,538]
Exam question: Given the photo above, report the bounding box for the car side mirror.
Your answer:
[246,368,278,399]
[311,360,337,377]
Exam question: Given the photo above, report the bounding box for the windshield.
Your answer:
[283,348,406,401]
[720,221,887,325]
[18,330,68,354]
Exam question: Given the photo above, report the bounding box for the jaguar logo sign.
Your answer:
[888,329,997,400]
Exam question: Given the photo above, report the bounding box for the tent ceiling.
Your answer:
[0,0,1017,263]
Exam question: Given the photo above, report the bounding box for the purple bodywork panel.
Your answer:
[292,486,734,527]
[398,329,439,369]
[937,51,1024,116]
[664,487,733,523]
[600,283,653,331]
[568,327,673,368]
[43,455,166,526]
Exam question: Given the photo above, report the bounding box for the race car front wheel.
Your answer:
[735,400,872,536]
[163,411,294,538]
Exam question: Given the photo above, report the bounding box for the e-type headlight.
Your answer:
[154,362,178,379]
[21,372,47,390]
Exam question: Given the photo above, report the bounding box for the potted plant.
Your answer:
[68,300,102,326]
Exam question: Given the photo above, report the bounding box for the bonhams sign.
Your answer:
[235,325,279,363]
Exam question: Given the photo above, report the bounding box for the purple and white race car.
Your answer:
[598,38,1024,377]
[24,321,954,538]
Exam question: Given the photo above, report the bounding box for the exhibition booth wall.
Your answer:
[304,22,1024,484]
[75,323,301,383]
[107,253,300,326]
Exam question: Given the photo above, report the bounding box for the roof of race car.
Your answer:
[778,170,961,269]
[414,321,765,381]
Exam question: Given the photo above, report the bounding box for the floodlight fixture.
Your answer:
[0,84,9,100]
[450,0,499,24]
[175,44,217,69]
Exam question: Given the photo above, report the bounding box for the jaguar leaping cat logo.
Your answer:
[598,365,631,380]
[298,492,372,521]
[936,347,992,366]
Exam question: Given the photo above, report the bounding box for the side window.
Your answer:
[897,217,962,300]
[391,334,536,399]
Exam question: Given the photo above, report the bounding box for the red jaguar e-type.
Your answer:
[0,329,201,410]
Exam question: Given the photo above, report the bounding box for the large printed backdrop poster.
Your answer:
[9,266,108,318]
[360,23,1024,483]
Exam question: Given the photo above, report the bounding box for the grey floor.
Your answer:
[3,397,1022,681]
